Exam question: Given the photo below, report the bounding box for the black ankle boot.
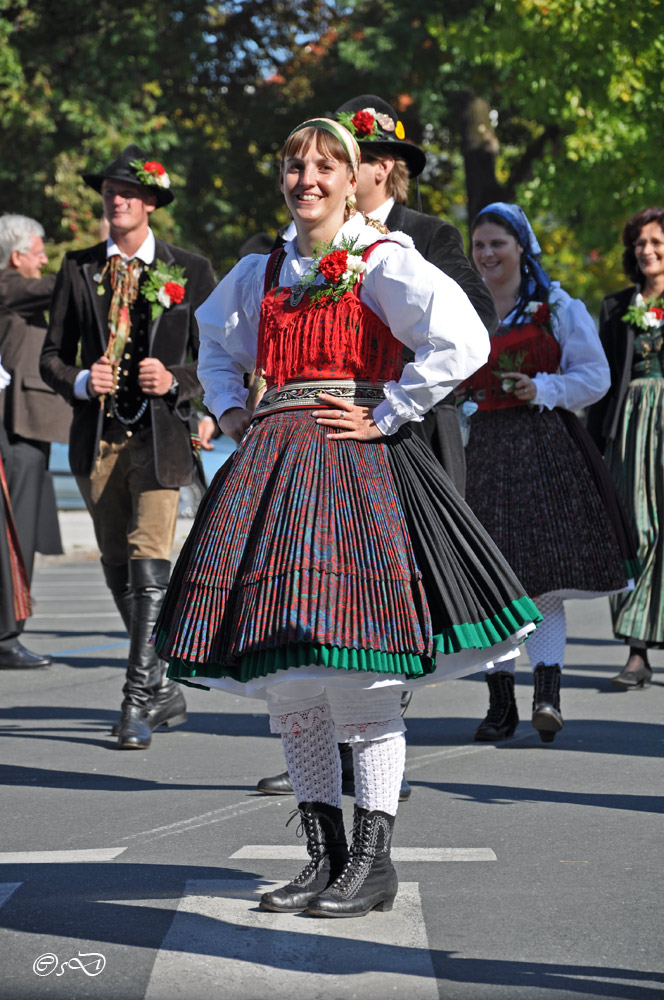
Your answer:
[306,805,398,917]
[260,802,348,913]
[116,559,173,750]
[474,671,519,741]
[532,663,563,743]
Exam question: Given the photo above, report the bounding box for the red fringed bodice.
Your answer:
[462,323,562,411]
[256,242,403,389]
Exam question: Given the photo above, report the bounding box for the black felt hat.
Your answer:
[82,143,174,207]
[334,95,426,178]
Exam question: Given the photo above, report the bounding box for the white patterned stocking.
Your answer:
[351,733,406,817]
[523,592,567,669]
[281,717,343,808]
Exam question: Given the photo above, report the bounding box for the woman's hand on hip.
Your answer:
[219,406,253,443]
[502,371,537,403]
[312,393,384,441]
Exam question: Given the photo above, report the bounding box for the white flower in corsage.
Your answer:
[493,348,527,394]
[623,292,664,330]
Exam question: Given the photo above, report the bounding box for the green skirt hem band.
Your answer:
[159,595,541,687]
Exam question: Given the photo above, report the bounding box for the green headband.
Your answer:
[287,117,361,174]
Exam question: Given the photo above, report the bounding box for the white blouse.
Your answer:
[506,284,609,413]
[196,214,491,435]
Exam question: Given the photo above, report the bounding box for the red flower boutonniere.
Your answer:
[530,302,551,326]
[623,293,664,331]
[142,262,187,319]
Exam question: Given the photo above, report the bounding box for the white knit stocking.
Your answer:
[281,717,342,808]
[523,593,567,670]
[351,733,406,817]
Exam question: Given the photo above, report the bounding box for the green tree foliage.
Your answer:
[0,0,337,270]
[1,0,661,310]
[300,0,664,309]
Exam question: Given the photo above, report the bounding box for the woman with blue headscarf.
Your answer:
[461,203,635,744]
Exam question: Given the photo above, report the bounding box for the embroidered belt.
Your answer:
[255,379,386,416]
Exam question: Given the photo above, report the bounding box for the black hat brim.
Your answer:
[359,139,426,179]
[82,170,174,208]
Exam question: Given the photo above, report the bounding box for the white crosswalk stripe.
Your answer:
[231,845,496,861]
[143,879,439,999]
[0,848,126,864]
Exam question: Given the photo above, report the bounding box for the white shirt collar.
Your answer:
[367,198,395,225]
[106,228,155,264]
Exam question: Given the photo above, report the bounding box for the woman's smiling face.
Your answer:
[634,221,664,287]
[281,139,356,236]
[471,221,523,289]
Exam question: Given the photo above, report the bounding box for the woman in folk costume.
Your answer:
[155,120,540,918]
[588,207,664,688]
[463,203,635,745]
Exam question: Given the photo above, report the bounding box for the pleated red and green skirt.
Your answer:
[155,410,540,689]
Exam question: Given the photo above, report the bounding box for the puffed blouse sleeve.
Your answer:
[532,285,610,413]
[195,254,268,420]
[358,241,491,435]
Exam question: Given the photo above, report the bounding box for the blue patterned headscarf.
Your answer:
[473,202,551,300]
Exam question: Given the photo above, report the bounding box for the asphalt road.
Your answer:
[0,559,662,1000]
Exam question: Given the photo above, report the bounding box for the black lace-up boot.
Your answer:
[260,802,348,913]
[306,805,398,917]
[474,671,519,741]
[532,663,563,743]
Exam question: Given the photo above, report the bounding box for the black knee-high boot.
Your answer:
[116,559,186,750]
[306,805,398,917]
[105,560,187,739]
[260,802,348,912]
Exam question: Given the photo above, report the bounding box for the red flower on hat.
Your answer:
[163,281,185,304]
[319,249,348,284]
[143,161,166,177]
[351,110,376,138]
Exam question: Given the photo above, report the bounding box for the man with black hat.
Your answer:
[40,144,216,750]
[334,95,497,493]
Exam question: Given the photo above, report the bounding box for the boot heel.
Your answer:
[160,711,188,728]
[375,895,396,912]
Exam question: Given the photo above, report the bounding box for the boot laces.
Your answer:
[285,807,331,881]
[535,664,560,703]
[484,674,514,723]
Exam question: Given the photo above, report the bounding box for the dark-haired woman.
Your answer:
[154,123,541,918]
[588,207,664,687]
[463,202,633,743]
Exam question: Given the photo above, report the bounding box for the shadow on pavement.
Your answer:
[0,863,661,999]
[409,779,664,815]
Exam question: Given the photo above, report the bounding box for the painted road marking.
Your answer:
[231,845,496,862]
[144,879,438,999]
[0,848,126,864]
[0,882,21,907]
